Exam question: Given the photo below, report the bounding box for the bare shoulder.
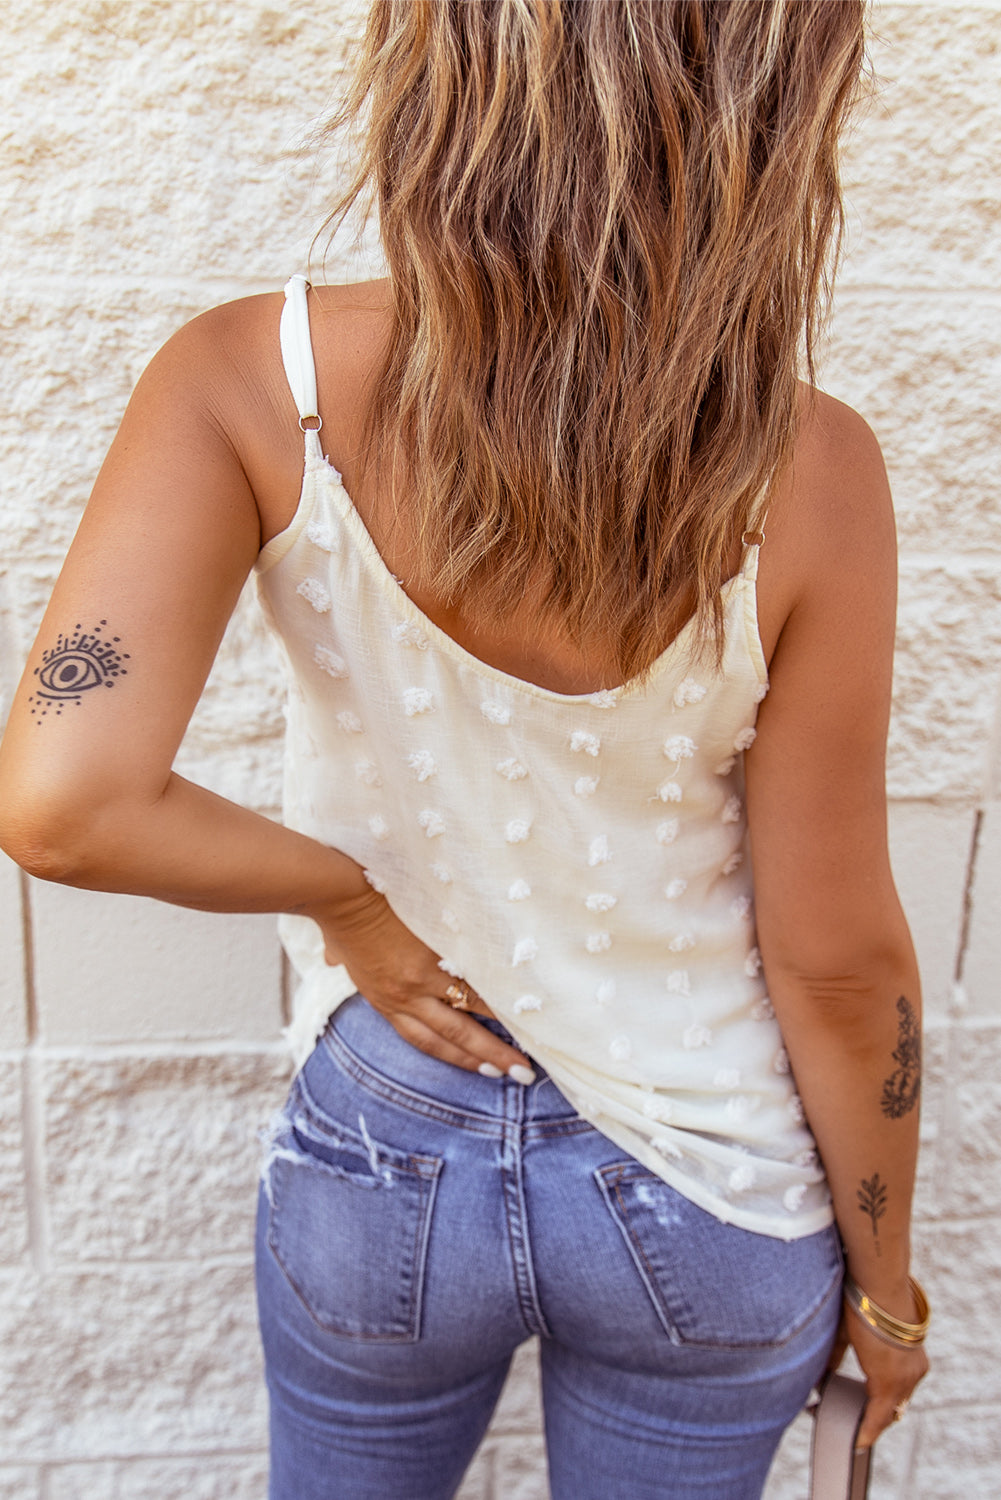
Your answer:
[148,276,391,414]
[136,280,392,535]
[756,385,896,661]
[182,276,391,425]
[785,386,895,575]
[135,291,287,425]
[154,292,281,362]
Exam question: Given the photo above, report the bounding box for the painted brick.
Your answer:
[840,8,1001,291]
[454,1446,493,1500]
[859,1420,918,1500]
[0,1264,265,1461]
[43,1051,290,1263]
[963,802,1001,1017]
[31,883,283,1045]
[913,1023,949,1224]
[487,1434,550,1500]
[0,1060,29,1266]
[0,1472,39,1500]
[911,1405,1001,1499]
[938,1023,1001,1217]
[0,2,364,286]
[0,569,26,763]
[46,1455,269,1500]
[886,803,975,1015]
[820,293,1001,560]
[987,683,1001,801]
[912,1217,1001,1408]
[888,563,1001,800]
[0,853,27,1048]
[0,288,211,643]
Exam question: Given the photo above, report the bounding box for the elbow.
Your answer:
[0,752,161,887]
[0,790,108,886]
[762,927,919,1020]
[0,818,92,885]
[774,967,920,1041]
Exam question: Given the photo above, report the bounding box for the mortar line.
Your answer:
[835,282,1001,300]
[932,798,985,1227]
[9,271,999,302]
[18,869,37,1046]
[18,869,49,1275]
[7,1038,292,1062]
[40,1253,256,1272]
[953,807,983,986]
[24,1445,269,1468]
[897,552,1001,572]
[982,672,1001,801]
[938,806,985,1212]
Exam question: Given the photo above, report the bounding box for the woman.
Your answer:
[0,3,929,1497]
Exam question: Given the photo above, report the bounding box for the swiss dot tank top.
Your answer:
[255,274,834,1241]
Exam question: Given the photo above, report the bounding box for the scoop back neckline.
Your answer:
[309,450,752,707]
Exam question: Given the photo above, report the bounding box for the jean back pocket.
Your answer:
[595,1160,842,1349]
[265,1082,444,1342]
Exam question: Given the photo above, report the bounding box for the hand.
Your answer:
[826,1299,929,1450]
[306,885,537,1081]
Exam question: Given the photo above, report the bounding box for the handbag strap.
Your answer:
[810,1374,872,1500]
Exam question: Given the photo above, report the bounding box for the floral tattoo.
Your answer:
[28,621,130,722]
[881,996,921,1119]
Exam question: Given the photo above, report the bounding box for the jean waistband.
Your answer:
[321,992,584,1125]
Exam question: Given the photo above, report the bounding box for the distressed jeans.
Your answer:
[255,992,842,1500]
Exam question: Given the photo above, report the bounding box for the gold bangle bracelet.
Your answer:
[843,1274,931,1347]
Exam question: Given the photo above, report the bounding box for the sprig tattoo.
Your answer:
[857,1172,888,1255]
[881,996,921,1119]
[28,621,129,722]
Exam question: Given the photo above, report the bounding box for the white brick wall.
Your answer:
[1,4,998,1496]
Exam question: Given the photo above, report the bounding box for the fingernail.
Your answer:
[508,1064,537,1085]
[478,1062,504,1079]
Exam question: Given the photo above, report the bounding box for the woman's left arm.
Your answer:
[745,401,929,1449]
[0,302,535,1083]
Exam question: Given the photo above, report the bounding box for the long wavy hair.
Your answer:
[317,0,867,677]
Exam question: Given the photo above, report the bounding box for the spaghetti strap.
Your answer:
[280,275,323,456]
[739,524,765,582]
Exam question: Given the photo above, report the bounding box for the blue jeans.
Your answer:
[255,993,842,1499]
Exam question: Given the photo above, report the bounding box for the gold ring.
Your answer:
[444,982,473,1011]
[892,1401,909,1423]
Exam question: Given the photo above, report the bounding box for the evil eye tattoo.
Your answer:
[28,621,130,721]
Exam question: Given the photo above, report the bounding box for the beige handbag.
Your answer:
[809,1373,872,1500]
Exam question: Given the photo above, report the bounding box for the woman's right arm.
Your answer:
[0,305,534,1082]
[745,398,929,1448]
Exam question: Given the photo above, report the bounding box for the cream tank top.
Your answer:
[255,274,834,1241]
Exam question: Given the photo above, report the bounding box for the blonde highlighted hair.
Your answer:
[319,0,867,677]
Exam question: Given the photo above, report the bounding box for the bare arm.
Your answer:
[0,304,533,1082]
[746,401,928,1447]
